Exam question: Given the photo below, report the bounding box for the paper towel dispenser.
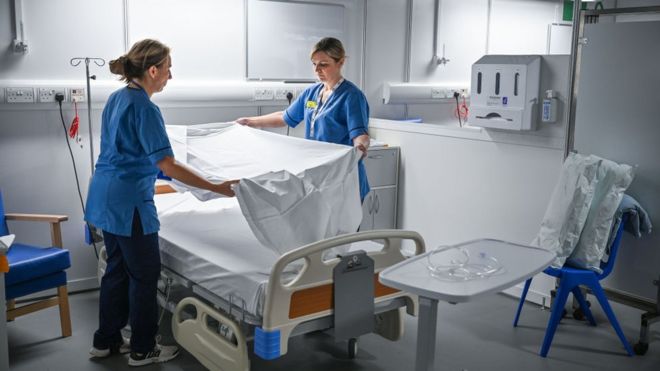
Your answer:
[469,55,541,131]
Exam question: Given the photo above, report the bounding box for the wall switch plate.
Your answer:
[430,88,447,99]
[5,87,35,103]
[38,87,67,103]
[70,88,85,102]
[254,89,274,101]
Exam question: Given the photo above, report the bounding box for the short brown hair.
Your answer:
[109,39,170,83]
[310,37,346,62]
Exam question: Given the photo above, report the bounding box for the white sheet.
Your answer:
[165,123,363,254]
[156,192,382,318]
[567,158,634,272]
[533,153,601,267]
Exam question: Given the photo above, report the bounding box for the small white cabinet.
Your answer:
[360,147,399,230]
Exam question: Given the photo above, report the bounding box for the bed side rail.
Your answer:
[263,229,425,330]
[172,297,249,371]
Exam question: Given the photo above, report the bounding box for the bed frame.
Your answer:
[165,229,424,371]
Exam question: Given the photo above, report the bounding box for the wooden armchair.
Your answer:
[1,190,72,337]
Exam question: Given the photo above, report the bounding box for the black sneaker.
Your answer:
[128,344,179,367]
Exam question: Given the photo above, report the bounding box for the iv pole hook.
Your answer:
[70,57,106,175]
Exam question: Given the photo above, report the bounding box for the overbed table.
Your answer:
[379,239,555,371]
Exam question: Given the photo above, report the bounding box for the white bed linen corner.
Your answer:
[164,123,363,255]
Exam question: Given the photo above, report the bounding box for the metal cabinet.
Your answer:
[360,147,399,230]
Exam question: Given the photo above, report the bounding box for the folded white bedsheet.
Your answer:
[165,123,363,255]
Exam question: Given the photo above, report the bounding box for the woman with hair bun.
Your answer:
[86,39,238,367]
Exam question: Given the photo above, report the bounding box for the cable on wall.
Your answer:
[11,0,28,53]
[55,93,99,259]
[432,0,449,66]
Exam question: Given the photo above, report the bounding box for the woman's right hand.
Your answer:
[235,118,251,126]
[214,179,240,197]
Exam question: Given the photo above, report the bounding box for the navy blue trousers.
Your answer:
[93,210,161,353]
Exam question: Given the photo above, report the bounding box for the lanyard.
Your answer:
[310,78,344,138]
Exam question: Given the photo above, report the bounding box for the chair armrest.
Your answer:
[5,213,68,223]
[4,213,68,248]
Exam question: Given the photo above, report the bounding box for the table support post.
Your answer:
[415,296,438,371]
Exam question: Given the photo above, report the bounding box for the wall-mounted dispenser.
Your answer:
[469,55,541,131]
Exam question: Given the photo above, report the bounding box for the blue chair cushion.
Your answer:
[5,244,71,286]
[5,271,68,300]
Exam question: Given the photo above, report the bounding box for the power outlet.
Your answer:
[254,89,274,101]
[430,88,451,99]
[5,87,35,103]
[70,88,85,103]
[38,87,67,103]
[275,89,294,101]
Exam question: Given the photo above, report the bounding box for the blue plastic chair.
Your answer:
[1,189,72,337]
[513,216,633,357]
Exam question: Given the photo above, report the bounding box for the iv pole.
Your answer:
[70,57,105,175]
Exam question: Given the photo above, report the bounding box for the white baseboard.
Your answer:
[502,283,551,308]
[12,276,98,302]
[67,276,100,293]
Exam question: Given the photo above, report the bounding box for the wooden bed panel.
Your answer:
[288,274,399,319]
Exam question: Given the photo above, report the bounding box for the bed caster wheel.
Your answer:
[348,338,358,359]
[634,342,648,355]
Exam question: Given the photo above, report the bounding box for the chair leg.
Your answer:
[513,278,532,327]
[57,286,72,337]
[571,287,596,326]
[590,283,633,356]
[540,281,572,357]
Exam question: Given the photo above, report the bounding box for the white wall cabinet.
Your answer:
[360,147,399,230]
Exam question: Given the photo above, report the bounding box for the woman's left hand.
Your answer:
[214,179,240,197]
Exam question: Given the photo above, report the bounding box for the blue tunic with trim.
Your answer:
[85,86,174,237]
[283,79,370,201]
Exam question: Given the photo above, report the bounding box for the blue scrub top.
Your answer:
[85,86,174,237]
[283,79,370,200]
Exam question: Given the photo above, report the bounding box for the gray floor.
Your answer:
[7,290,660,371]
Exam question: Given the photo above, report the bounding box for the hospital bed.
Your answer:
[98,188,424,371]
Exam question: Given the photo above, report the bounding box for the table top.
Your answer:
[379,239,555,303]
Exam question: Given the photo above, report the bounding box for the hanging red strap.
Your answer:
[454,96,469,121]
[69,100,80,138]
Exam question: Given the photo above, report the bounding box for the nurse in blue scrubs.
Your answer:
[85,39,238,367]
[236,37,371,202]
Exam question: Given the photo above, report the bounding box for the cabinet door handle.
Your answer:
[367,193,374,214]
[367,154,384,160]
[374,193,380,213]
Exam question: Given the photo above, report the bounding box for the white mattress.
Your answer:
[156,192,381,318]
